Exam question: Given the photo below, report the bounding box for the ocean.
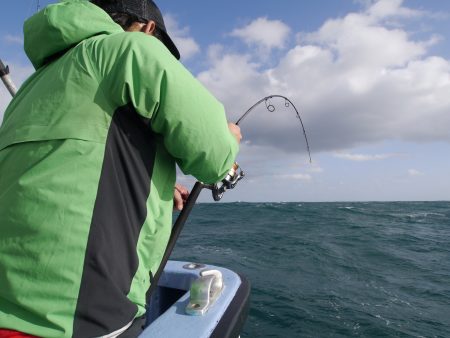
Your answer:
[171,201,450,338]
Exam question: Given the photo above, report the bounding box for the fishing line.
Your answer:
[236,95,312,163]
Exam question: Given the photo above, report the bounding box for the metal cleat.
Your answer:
[186,269,224,316]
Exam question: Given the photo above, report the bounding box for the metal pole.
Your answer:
[0,59,17,97]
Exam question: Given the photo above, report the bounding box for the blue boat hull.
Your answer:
[141,261,250,338]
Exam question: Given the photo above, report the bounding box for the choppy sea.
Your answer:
[171,201,450,338]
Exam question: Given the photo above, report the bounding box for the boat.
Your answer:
[143,260,250,337]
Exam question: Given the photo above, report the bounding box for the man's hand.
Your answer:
[228,123,242,144]
[174,184,189,211]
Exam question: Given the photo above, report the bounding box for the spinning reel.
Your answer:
[207,163,245,201]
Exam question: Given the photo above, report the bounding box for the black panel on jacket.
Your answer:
[73,104,156,337]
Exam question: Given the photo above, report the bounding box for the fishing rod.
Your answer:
[0,59,18,97]
[236,94,312,163]
[149,95,311,297]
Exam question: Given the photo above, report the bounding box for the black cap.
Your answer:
[94,0,180,59]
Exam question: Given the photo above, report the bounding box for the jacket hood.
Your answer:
[24,0,122,69]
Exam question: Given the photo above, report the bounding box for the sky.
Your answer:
[1,0,450,202]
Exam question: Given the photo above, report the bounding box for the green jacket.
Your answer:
[0,0,238,337]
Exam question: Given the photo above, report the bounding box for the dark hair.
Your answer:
[110,12,145,30]
[110,12,165,43]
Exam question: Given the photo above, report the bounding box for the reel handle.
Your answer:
[210,162,245,201]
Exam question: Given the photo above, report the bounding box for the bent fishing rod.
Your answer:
[149,95,312,296]
[1,62,311,296]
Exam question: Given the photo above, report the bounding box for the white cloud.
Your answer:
[302,16,427,71]
[366,0,424,20]
[164,15,200,60]
[280,173,312,181]
[255,172,312,181]
[333,152,402,161]
[198,0,450,156]
[230,17,291,51]
[307,165,324,173]
[198,45,265,115]
[3,34,23,45]
[408,169,423,176]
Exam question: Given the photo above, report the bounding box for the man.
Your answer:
[0,0,241,337]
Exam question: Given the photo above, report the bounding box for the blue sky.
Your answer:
[1,0,450,202]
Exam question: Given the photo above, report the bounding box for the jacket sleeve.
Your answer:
[95,32,239,184]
